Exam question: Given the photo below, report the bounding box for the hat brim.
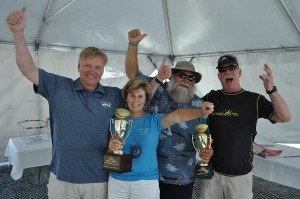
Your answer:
[216,61,239,69]
[171,68,202,83]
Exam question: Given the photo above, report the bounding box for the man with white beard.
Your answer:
[125,29,213,199]
[166,69,195,104]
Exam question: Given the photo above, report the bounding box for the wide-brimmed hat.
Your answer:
[171,61,202,83]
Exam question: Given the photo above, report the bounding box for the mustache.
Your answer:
[175,82,189,88]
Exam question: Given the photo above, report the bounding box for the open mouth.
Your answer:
[225,76,234,83]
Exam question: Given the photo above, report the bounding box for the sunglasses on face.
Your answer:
[177,71,196,82]
[218,65,239,73]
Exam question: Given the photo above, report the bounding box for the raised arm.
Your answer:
[161,102,214,129]
[149,57,172,96]
[259,64,291,122]
[125,29,147,79]
[6,7,39,85]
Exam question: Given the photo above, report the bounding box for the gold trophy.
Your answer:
[192,124,213,179]
[103,108,133,173]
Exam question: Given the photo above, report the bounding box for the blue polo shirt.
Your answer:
[35,69,125,183]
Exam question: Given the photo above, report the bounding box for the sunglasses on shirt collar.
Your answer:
[177,71,196,82]
[218,64,239,73]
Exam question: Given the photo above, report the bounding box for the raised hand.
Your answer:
[6,7,26,33]
[128,29,147,44]
[259,64,275,91]
[156,57,172,81]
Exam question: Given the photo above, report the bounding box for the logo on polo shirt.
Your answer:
[101,102,112,108]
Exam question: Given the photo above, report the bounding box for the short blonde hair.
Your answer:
[122,77,152,104]
[79,47,108,65]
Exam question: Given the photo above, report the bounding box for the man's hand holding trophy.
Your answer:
[103,108,133,173]
[192,123,214,179]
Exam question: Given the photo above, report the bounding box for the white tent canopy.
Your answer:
[0,0,300,159]
[1,0,300,55]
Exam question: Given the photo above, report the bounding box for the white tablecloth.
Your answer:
[4,134,52,180]
[253,143,300,190]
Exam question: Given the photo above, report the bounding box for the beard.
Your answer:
[167,78,195,103]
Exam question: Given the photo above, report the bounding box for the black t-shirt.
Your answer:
[203,89,274,175]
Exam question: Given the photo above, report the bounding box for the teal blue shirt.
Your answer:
[110,113,164,181]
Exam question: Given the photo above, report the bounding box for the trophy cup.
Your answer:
[192,124,214,179]
[103,108,133,173]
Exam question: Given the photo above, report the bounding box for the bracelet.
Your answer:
[154,77,164,86]
[129,42,138,47]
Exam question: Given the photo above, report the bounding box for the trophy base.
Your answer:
[195,163,214,179]
[103,153,132,173]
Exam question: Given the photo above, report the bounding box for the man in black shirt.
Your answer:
[201,54,291,199]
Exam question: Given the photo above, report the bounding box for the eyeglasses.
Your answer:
[218,65,239,73]
[177,71,196,82]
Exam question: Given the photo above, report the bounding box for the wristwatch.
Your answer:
[266,86,277,94]
[154,77,164,86]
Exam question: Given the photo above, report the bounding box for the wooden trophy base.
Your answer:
[195,163,214,179]
[103,153,132,173]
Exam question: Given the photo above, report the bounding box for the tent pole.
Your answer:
[175,46,300,59]
[279,0,300,36]
[35,0,77,45]
[162,0,174,57]
[45,0,77,23]
[35,0,55,45]
[34,49,42,134]
[147,56,159,70]
[1,42,299,60]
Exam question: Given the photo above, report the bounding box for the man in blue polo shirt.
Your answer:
[6,7,125,199]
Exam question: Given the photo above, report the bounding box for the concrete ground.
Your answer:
[1,165,300,199]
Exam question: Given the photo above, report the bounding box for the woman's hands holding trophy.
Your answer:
[103,108,133,173]
[108,136,125,155]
